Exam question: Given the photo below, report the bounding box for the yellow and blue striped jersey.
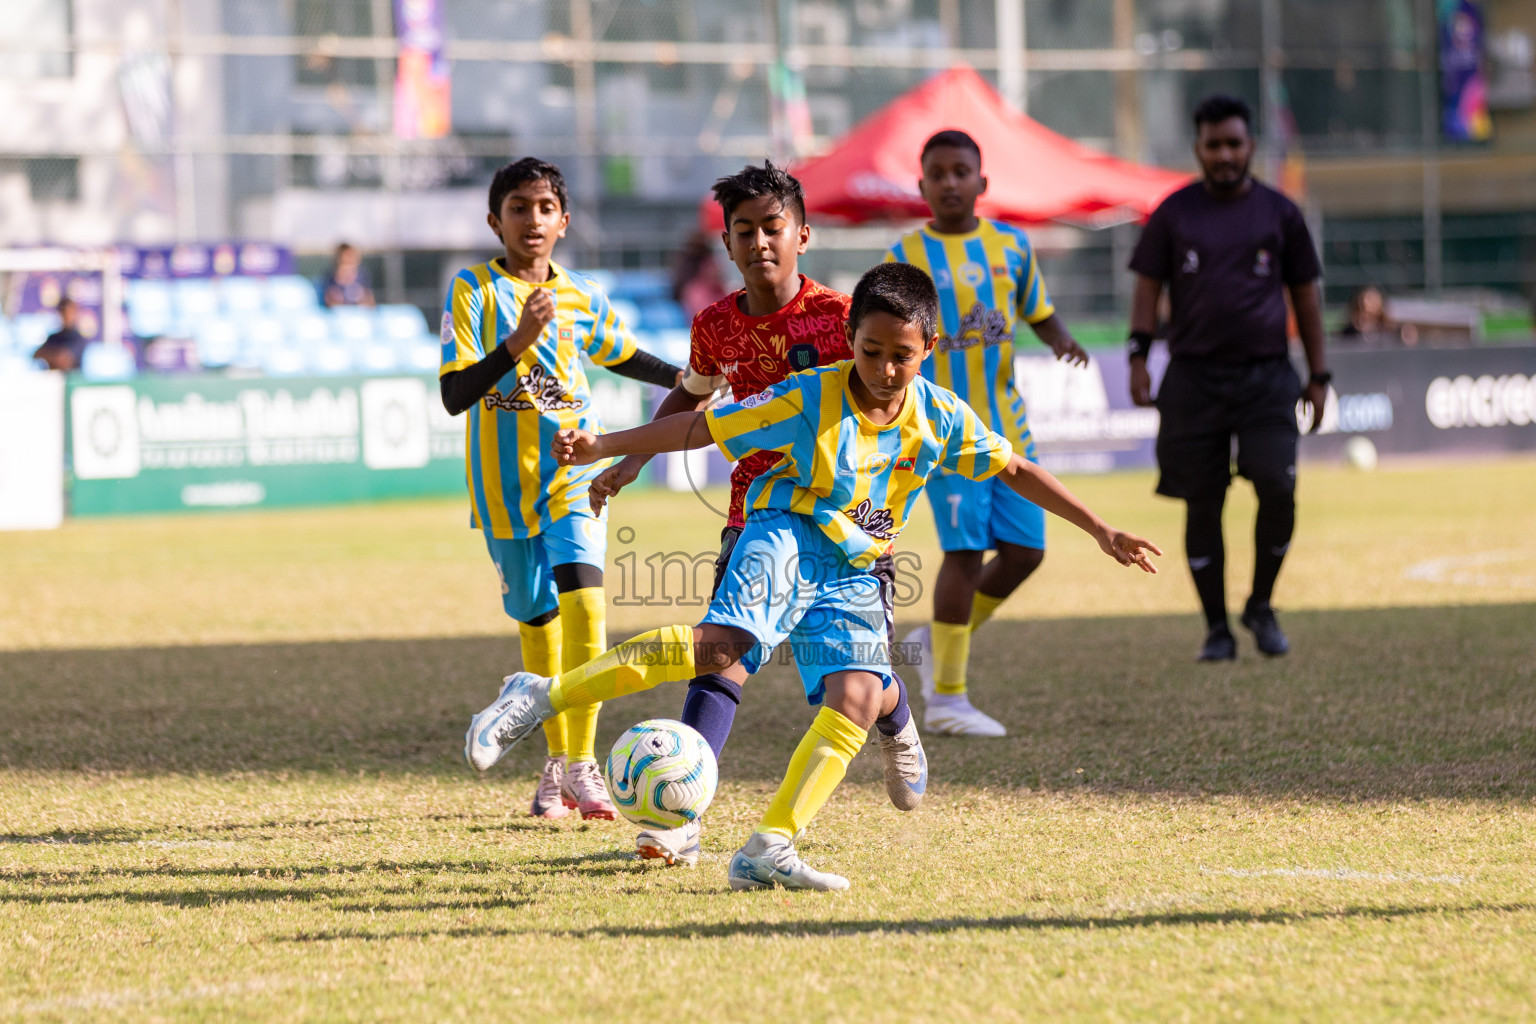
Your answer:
[705,361,1013,568]
[440,259,637,539]
[885,219,1054,455]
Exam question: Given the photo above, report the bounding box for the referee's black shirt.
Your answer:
[1129,180,1320,364]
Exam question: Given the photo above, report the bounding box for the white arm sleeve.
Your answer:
[681,365,727,397]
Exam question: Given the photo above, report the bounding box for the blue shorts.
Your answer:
[926,468,1046,553]
[484,510,606,623]
[702,510,893,706]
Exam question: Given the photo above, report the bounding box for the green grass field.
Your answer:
[3,458,1535,1021]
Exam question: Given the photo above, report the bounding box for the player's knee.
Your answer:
[1250,472,1296,504]
[821,671,884,729]
[999,543,1044,577]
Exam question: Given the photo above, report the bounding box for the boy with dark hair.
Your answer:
[588,159,917,869]
[887,129,1091,738]
[441,155,680,819]
[465,261,1161,892]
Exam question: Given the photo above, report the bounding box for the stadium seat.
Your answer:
[11,313,59,355]
[608,269,671,303]
[260,346,307,376]
[0,352,43,374]
[401,341,440,372]
[174,280,220,334]
[267,275,321,313]
[637,300,688,331]
[377,304,430,344]
[329,307,376,345]
[218,276,266,317]
[609,298,643,333]
[127,280,175,337]
[355,343,400,373]
[284,311,331,348]
[307,343,354,375]
[81,344,136,381]
[194,318,241,368]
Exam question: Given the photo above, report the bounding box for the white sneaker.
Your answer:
[875,717,927,810]
[727,832,849,892]
[903,624,936,700]
[464,671,555,772]
[636,820,702,867]
[924,694,1007,737]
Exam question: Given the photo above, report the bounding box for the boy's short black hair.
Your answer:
[920,129,982,164]
[488,157,568,216]
[849,263,939,342]
[711,160,806,226]
[1192,94,1252,132]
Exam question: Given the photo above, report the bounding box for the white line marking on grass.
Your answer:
[1404,550,1536,589]
[1205,867,1466,885]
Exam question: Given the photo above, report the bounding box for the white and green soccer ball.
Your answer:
[604,719,718,830]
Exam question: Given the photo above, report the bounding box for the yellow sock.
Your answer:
[558,587,607,763]
[548,623,695,714]
[756,706,867,840]
[969,592,1005,633]
[932,620,971,697]
[520,618,567,757]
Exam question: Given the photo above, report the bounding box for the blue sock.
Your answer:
[681,673,743,759]
[875,674,911,736]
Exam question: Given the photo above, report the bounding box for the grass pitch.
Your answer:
[3,458,1535,1021]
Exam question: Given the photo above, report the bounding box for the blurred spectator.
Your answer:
[31,298,88,371]
[671,231,728,318]
[1338,285,1413,343]
[321,243,376,308]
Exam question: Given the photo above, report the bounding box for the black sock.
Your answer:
[1185,495,1228,630]
[1249,480,1296,612]
[680,673,743,760]
[875,674,911,736]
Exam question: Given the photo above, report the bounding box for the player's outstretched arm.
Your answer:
[588,384,713,513]
[1029,313,1090,367]
[995,453,1162,573]
[554,411,713,467]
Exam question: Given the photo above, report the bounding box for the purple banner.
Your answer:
[1441,0,1492,142]
[393,0,451,140]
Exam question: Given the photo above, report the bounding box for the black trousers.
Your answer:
[1154,355,1301,500]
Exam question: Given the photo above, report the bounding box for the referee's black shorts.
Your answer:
[1153,355,1302,500]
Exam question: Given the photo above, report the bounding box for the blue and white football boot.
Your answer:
[464,671,555,772]
[876,716,927,811]
[727,832,849,892]
[636,820,703,867]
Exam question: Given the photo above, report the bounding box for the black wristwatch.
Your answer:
[1309,370,1332,387]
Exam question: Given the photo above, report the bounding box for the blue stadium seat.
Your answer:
[401,341,440,372]
[218,277,266,317]
[377,304,430,344]
[328,307,375,345]
[307,343,354,375]
[0,352,43,374]
[609,298,643,333]
[284,311,331,348]
[194,318,241,368]
[239,316,287,364]
[174,280,220,334]
[355,343,400,373]
[261,346,308,377]
[637,300,688,331]
[608,269,672,303]
[267,275,321,313]
[11,313,59,355]
[81,344,137,381]
[127,280,175,337]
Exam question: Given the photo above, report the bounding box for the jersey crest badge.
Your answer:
[787,343,817,371]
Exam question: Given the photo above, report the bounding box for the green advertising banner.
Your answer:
[66,368,648,517]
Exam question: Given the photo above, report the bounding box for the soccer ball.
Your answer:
[1344,435,1379,471]
[604,719,718,830]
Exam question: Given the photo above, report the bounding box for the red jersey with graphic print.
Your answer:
[689,276,852,528]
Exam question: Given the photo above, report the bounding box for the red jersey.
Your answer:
[687,275,852,528]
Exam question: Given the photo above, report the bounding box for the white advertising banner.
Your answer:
[0,371,66,530]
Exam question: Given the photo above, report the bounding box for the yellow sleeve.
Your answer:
[440,271,489,377]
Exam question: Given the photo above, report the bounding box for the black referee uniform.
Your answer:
[1129,178,1324,659]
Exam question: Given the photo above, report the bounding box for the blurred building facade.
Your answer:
[2,0,1534,317]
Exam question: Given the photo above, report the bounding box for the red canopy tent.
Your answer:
[701,65,1188,231]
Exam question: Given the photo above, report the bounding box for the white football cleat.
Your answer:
[923,694,1007,737]
[636,820,702,867]
[875,717,927,810]
[903,624,936,700]
[463,671,555,772]
[727,832,849,892]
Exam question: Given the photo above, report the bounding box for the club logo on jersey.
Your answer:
[740,389,775,409]
[936,302,1010,354]
[787,343,818,372]
[895,456,915,472]
[483,364,581,413]
[844,498,896,540]
[957,261,987,288]
[932,267,953,289]
[1182,248,1200,274]
[864,452,892,474]
[440,310,454,345]
[1253,248,1272,277]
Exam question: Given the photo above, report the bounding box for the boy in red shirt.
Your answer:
[590,161,923,867]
